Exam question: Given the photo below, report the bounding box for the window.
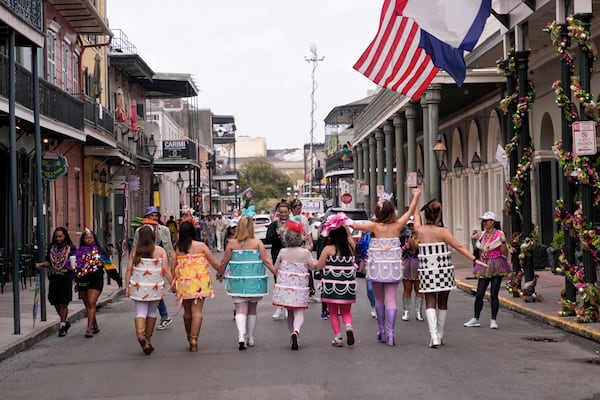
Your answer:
[72,54,79,95]
[61,41,68,91]
[46,30,56,83]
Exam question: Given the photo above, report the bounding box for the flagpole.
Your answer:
[305,43,324,197]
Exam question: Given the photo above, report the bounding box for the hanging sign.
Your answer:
[41,151,68,180]
[573,121,597,156]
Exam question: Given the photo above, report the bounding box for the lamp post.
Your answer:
[432,133,447,225]
[176,173,184,217]
[147,135,157,205]
[470,152,482,175]
[305,42,324,197]
[453,158,464,178]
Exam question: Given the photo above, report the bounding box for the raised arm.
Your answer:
[442,229,487,267]
[397,188,421,227]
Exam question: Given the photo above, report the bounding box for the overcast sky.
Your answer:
[107,1,381,149]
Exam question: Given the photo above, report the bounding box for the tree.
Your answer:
[239,158,293,211]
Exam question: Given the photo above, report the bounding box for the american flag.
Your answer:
[354,0,491,100]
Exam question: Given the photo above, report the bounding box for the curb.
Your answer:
[455,279,600,344]
[0,288,125,363]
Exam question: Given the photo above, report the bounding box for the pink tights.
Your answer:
[327,303,353,335]
[372,282,399,309]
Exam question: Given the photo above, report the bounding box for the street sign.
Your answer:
[341,193,352,204]
[572,121,597,156]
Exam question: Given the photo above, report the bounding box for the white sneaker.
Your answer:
[370,308,376,318]
[464,318,480,327]
[272,307,285,320]
[490,319,498,329]
[157,317,173,330]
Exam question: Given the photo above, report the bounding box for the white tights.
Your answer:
[135,300,160,318]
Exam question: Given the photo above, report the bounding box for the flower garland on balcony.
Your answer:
[553,141,600,206]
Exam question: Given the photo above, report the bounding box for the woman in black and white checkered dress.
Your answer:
[412,200,488,348]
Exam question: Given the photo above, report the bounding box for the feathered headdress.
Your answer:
[286,219,304,234]
[241,205,256,218]
[320,213,353,237]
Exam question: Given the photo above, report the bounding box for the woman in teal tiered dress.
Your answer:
[220,209,276,350]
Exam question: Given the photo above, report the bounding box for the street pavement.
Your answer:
[0,250,599,363]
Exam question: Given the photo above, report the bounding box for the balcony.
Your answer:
[80,94,115,138]
[1,0,43,31]
[325,152,353,173]
[0,54,84,130]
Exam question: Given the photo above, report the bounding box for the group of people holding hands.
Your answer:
[37,188,511,355]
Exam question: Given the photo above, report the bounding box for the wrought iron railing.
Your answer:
[0,0,43,31]
[325,152,353,172]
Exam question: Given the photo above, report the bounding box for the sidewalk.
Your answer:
[0,273,124,363]
[0,251,599,362]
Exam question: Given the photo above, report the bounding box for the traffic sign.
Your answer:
[341,193,352,204]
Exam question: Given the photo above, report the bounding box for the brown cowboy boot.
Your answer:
[134,317,146,351]
[144,317,157,355]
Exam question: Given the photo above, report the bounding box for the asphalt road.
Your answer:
[1,254,599,400]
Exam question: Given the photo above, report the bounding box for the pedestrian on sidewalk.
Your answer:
[412,200,487,348]
[219,211,276,350]
[215,212,228,252]
[171,218,221,352]
[400,217,424,322]
[125,223,173,355]
[350,188,421,346]
[272,220,316,350]
[133,206,174,331]
[266,200,291,321]
[464,211,510,330]
[35,227,77,337]
[317,213,357,348]
[73,228,122,338]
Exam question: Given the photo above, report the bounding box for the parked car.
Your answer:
[315,208,369,259]
[310,213,325,242]
[253,214,272,243]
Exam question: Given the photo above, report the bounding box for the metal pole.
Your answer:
[32,46,47,321]
[558,14,577,302]
[516,50,534,283]
[305,44,324,197]
[576,12,596,284]
[9,30,20,334]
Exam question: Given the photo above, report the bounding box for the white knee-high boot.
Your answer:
[437,309,447,345]
[425,308,440,348]
[247,314,257,346]
[235,314,247,349]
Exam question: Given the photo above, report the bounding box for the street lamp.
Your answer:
[147,134,157,205]
[453,158,464,178]
[286,186,292,197]
[176,173,184,216]
[416,168,424,185]
[433,133,447,168]
[471,152,483,175]
[439,161,449,181]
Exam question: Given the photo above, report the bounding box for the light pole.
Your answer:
[176,173,184,217]
[147,134,157,205]
[432,133,447,225]
[305,42,324,197]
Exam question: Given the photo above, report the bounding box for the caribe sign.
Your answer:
[41,151,68,180]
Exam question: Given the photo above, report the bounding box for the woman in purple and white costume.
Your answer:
[413,200,488,348]
[351,188,421,346]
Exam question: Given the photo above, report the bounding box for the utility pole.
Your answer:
[305,43,324,197]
